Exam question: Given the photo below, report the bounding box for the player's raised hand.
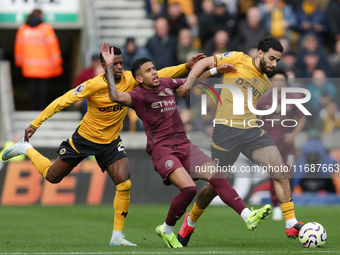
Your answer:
[100,42,114,68]
[186,53,206,70]
[24,126,36,142]
[217,63,237,74]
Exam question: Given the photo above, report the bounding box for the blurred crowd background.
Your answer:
[120,0,340,138]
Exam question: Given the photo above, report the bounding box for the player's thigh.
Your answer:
[182,143,217,179]
[46,156,74,183]
[252,145,288,179]
[168,167,196,189]
[106,157,131,185]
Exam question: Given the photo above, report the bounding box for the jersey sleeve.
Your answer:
[168,78,184,90]
[214,51,241,67]
[158,63,188,79]
[128,88,143,110]
[30,81,95,129]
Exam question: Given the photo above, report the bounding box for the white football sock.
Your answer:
[111,230,122,239]
[240,208,251,222]
[22,143,33,155]
[286,218,298,229]
[187,215,197,228]
[162,222,174,235]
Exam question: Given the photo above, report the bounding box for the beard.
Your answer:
[259,57,274,74]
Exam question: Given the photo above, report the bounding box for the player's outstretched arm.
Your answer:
[176,56,215,98]
[101,42,132,106]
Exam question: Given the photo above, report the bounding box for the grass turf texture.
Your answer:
[0,204,339,254]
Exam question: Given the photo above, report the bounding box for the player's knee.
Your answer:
[46,172,63,183]
[181,186,197,199]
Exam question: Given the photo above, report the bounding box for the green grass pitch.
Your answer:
[0,204,339,254]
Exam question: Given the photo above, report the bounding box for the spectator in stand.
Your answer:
[279,51,302,76]
[146,17,177,69]
[121,37,150,71]
[325,0,340,48]
[238,0,258,20]
[73,53,103,117]
[198,0,214,30]
[14,8,63,110]
[258,0,296,39]
[145,0,166,18]
[321,101,340,134]
[306,69,337,117]
[328,40,340,78]
[203,30,230,56]
[199,1,237,48]
[166,3,189,38]
[177,28,201,64]
[297,33,330,77]
[167,0,198,36]
[294,0,328,44]
[236,7,267,53]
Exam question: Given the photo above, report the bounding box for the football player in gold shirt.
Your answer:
[176,36,304,245]
[2,45,205,246]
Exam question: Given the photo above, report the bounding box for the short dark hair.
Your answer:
[258,36,283,53]
[131,58,152,79]
[100,46,122,64]
[268,68,287,79]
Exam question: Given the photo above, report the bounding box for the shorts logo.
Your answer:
[223,52,233,58]
[214,158,219,165]
[73,84,85,96]
[165,160,174,169]
[165,88,173,95]
[60,148,66,155]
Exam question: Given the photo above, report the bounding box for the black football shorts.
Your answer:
[57,128,127,172]
[211,124,276,167]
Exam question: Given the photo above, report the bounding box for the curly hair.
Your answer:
[258,36,283,53]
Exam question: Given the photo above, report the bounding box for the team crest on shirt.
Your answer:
[253,77,258,85]
[60,148,66,155]
[165,88,173,95]
[214,158,220,165]
[158,91,166,96]
[223,52,233,58]
[165,160,174,169]
[73,84,85,96]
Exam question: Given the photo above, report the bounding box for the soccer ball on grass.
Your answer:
[298,222,327,248]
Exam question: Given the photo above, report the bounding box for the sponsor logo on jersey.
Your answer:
[253,77,258,85]
[218,54,223,60]
[165,160,174,169]
[99,105,124,112]
[158,91,166,96]
[73,84,85,96]
[165,88,173,95]
[223,52,233,58]
[151,100,175,108]
[98,91,106,94]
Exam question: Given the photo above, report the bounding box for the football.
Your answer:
[299,222,327,248]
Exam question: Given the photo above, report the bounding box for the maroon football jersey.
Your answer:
[129,78,189,154]
[257,92,304,149]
